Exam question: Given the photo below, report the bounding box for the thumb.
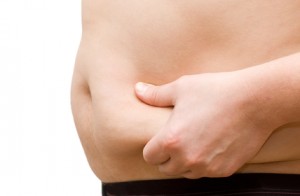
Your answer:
[135,82,175,107]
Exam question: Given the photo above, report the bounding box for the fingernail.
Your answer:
[135,82,149,94]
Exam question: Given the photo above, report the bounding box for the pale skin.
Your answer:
[71,0,300,182]
[135,53,300,179]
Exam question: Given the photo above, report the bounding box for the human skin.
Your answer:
[135,53,300,179]
[71,0,300,182]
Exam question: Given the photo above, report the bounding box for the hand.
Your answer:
[135,72,276,179]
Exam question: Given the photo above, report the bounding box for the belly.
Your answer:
[83,0,300,79]
[72,0,300,182]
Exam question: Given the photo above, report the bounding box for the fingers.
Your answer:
[143,132,170,165]
[143,133,191,177]
[135,82,175,107]
[158,157,190,177]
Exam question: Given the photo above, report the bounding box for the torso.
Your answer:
[71,0,300,182]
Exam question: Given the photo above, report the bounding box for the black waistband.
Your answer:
[102,173,300,196]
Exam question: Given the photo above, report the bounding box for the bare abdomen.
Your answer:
[73,0,300,182]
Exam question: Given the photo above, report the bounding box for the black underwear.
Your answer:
[102,173,300,196]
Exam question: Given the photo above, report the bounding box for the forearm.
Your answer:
[238,52,300,163]
[240,52,300,127]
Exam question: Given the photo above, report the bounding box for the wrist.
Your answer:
[234,67,286,132]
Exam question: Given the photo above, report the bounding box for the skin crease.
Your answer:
[71,0,300,182]
[135,54,300,179]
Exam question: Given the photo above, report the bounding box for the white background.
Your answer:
[0,1,101,195]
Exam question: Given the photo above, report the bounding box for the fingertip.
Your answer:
[143,142,154,164]
[135,81,174,107]
[143,140,157,165]
[135,82,150,95]
[135,82,145,94]
[143,137,170,165]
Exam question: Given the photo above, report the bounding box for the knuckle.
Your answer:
[175,76,188,89]
[207,163,236,177]
[161,127,181,151]
[183,169,205,179]
[162,135,179,152]
[147,88,160,105]
[184,151,210,170]
[185,155,199,168]
[159,166,178,176]
[206,163,222,177]
[221,161,240,177]
[218,168,235,177]
[222,164,239,177]
[184,172,200,179]
[222,169,235,177]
